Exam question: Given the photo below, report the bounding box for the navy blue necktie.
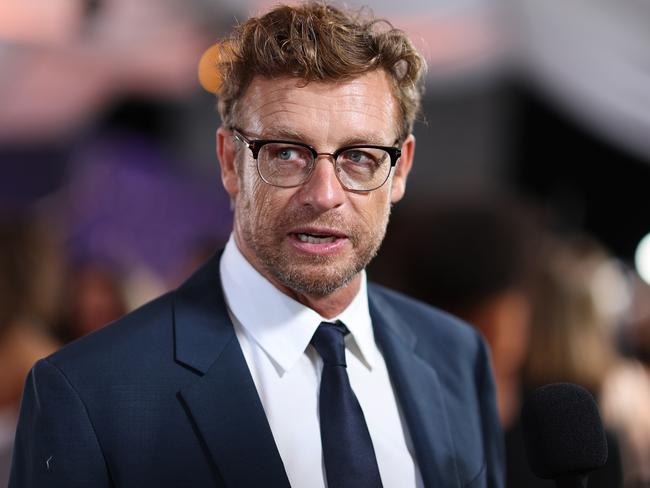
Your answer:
[311,321,383,488]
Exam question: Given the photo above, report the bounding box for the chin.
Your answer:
[273,262,359,298]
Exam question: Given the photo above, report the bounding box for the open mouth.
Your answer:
[295,233,338,244]
[289,228,348,251]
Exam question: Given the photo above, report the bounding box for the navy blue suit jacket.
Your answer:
[10,253,504,487]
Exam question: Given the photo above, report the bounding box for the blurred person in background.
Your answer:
[0,215,61,486]
[0,0,235,310]
[523,237,619,393]
[520,235,624,486]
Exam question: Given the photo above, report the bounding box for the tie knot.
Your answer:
[311,321,348,367]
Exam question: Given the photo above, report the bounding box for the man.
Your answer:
[10,3,503,487]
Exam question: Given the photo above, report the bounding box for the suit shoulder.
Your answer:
[368,282,481,350]
[46,291,174,374]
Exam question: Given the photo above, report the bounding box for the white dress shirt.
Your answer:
[220,236,423,488]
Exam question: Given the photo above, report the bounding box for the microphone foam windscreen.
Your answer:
[521,383,608,479]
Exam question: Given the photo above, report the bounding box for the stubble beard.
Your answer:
[236,189,391,298]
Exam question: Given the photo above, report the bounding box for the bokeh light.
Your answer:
[635,233,650,285]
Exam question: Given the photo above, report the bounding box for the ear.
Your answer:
[390,134,415,203]
[217,126,239,200]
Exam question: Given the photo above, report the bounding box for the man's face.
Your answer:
[218,70,414,298]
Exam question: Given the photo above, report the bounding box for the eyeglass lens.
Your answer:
[257,143,392,191]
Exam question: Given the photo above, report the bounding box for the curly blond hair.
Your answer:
[213,2,426,142]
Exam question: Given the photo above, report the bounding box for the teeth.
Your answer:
[297,233,337,244]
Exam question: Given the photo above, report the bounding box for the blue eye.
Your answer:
[278,148,294,160]
[267,144,310,162]
[340,149,380,166]
[346,151,367,163]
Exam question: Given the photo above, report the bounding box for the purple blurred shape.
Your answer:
[62,134,232,281]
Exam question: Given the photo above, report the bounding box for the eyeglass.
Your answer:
[231,128,401,192]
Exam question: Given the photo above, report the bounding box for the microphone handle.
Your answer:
[555,475,588,488]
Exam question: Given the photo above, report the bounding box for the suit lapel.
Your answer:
[369,287,461,488]
[171,253,460,487]
[174,253,290,488]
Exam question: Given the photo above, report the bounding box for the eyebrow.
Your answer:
[259,126,393,147]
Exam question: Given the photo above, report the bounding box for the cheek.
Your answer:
[239,162,263,206]
[351,191,391,228]
[244,176,289,229]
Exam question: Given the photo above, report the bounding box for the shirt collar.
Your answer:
[219,235,378,373]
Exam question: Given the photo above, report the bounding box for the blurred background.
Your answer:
[1,0,649,485]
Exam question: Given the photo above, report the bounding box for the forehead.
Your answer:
[237,70,399,144]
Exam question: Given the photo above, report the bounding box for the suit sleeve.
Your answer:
[475,336,505,488]
[9,358,112,488]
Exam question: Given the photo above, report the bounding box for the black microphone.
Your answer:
[521,383,608,488]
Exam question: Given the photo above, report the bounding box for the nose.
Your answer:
[297,154,346,211]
